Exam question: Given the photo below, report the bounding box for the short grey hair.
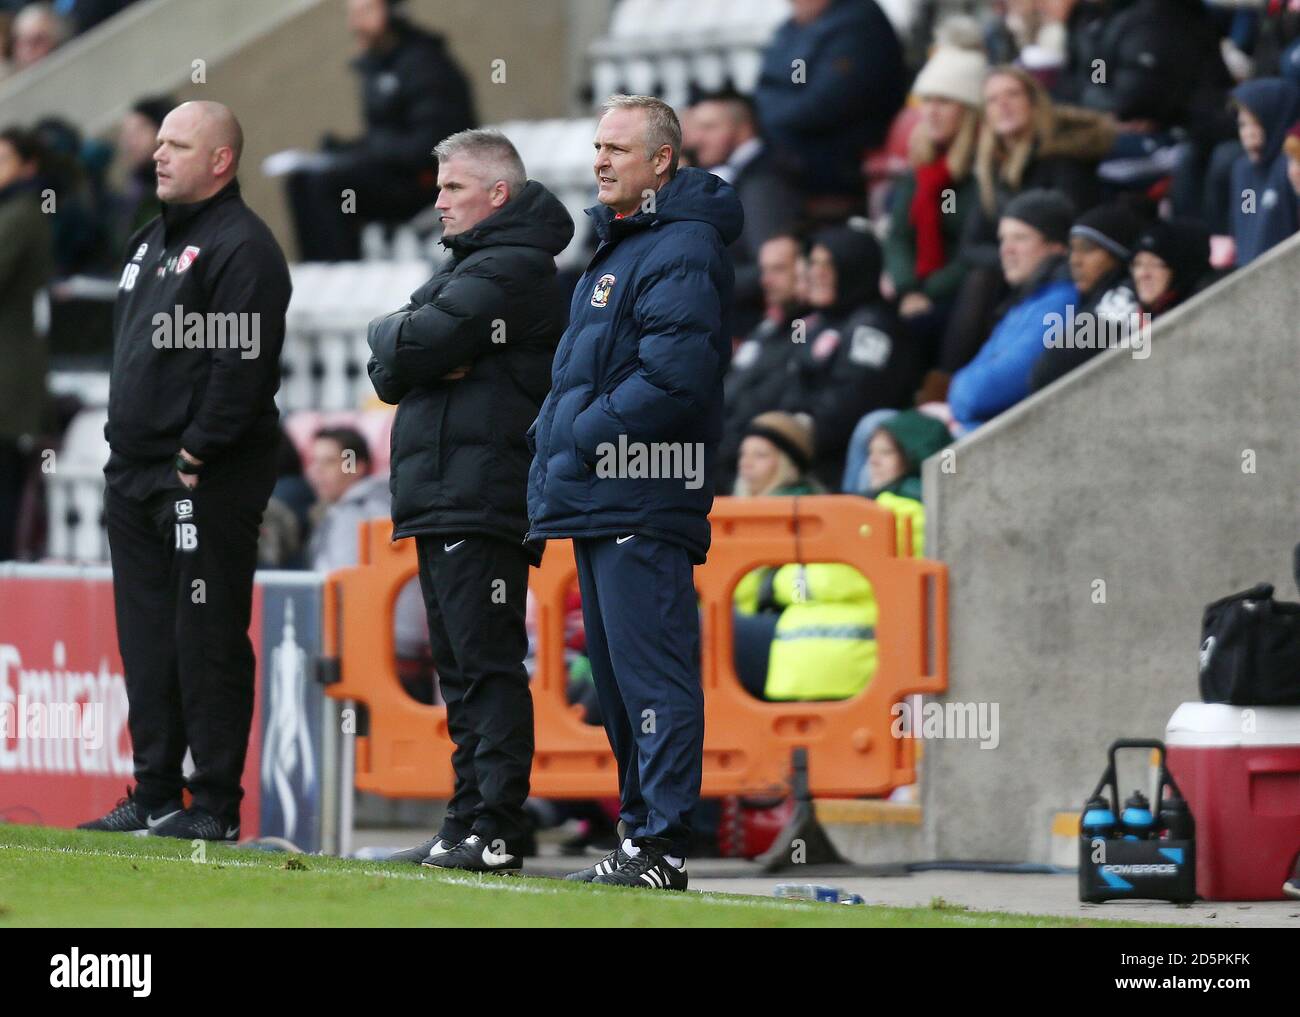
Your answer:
[434,128,527,196]
[599,94,682,177]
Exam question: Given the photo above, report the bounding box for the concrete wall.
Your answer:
[920,232,1300,864]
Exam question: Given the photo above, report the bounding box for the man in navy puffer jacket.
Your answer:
[527,95,742,890]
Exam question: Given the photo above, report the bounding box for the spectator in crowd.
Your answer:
[858,409,952,555]
[10,2,69,70]
[32,116,108,273]
[1071,0,1233,133]
[983,0,1071,74]
[717,234,804,491]
[1129,217,1213,317]
[1229,78,1300,265]
[778,226,921,487]
[1287,122,1300,197]
[729,412,884,704]
[106,96,172,257]
[688,89,801,336]
[881,17,986,366]
[732,411,821,498]
[0,126,53,561]
[282,0,476,260]
[257,426,314,569]
[754,0,907,209]
[1031,200,1145,391]
[302,426,430,696]
[947,189,1077,432]
[937,66,1112,383]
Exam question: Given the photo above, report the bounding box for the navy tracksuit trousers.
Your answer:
[572,533,704,858]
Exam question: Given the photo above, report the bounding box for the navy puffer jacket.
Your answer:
[526,168,743,563]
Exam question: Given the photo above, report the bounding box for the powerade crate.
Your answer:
[1078,739,1197,904]
[1166,702,1300,900]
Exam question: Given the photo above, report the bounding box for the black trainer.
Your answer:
[77,788,183,835]
[563,820,631,882]
[422,834,522,874]
[388,835,460,865]
[592,841,688,890]
[1284,875,1300,900]
[149,806,239,842]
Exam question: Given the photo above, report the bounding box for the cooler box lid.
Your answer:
[1167,702,1300,747]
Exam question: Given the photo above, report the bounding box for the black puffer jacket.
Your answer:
[367,182,574,557]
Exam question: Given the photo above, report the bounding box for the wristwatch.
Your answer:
[174,453,203,475]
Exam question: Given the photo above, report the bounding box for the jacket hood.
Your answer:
[1233,78,1300,166]
[811,225,882,314]
[444,180,575,258]
[588,166,744,246]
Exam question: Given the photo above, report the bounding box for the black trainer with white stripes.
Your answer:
[77,787,183,835]
[591,840,688,891]
[562,820,629,882]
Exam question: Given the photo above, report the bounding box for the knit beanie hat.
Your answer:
[1133,218,1212,294]
[1002,189,1076,246]
[1069,201,1145,262]
[743,412,814,474]
[911,17,989,109]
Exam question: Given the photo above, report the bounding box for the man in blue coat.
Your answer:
[527,95,743,890]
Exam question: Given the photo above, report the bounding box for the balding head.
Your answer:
[154,101,243,204]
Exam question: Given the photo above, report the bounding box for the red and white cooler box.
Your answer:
[1166,702,1300,900]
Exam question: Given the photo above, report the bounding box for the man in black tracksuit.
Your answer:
[367,129,574,872]
[81,102,291,842]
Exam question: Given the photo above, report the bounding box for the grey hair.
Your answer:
[434,128,527,196]
[599,94,682,176]
[15,1,72,44]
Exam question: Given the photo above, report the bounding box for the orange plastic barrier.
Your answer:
[322,495,947,799]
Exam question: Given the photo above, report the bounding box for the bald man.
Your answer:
[83,101,292,842]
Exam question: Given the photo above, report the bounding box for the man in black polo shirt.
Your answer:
[80,100,291,842]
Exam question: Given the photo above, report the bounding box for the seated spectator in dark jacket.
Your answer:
[881,19,986,366]
[1130,218,1212,318]
[1031,201,1145,392]
[0,126,53,561]
[778,226,921,487]
[717,234,804,491]
[1073,0,1231,130]
[754,0,906,203]
[938,66,1112,379]
[947,190,1077,432]
[689,90,801,336]
[1229,78,1300,266]
[282,0,476,260]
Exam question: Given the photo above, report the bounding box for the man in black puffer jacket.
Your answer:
[367,129,574,873]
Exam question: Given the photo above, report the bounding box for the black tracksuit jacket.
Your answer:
[106,179,291,467]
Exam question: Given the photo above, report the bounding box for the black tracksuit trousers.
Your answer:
[414,534,533,851]
[104,447,276,820]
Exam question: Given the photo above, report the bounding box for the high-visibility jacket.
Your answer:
[731,493,927,700]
